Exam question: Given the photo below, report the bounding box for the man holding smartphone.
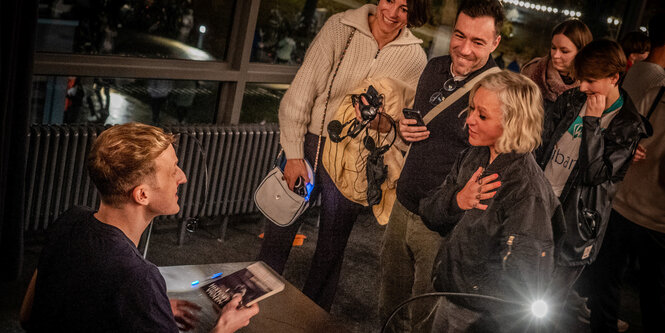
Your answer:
[402,108,426,127]
[379,1,504,331]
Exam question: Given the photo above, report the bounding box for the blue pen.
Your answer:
[191,272,223,286]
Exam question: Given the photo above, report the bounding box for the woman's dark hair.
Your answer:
[620,31,650,57]
[456,0,504,36]
[573,39,626,80]
[406,0,430,27]
[552,19,593,51]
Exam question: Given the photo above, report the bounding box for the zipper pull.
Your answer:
[502,235,515,270]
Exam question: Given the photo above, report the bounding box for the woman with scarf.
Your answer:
[522,19,592,109]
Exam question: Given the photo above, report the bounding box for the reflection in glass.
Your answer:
[497,0,630,70]
[35,0,234,60]
[240,83,289,123]
[252,0,452,64]
[252,0,358,65]
[31,76,219,125]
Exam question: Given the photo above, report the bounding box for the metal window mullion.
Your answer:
[33,53,240,81]
[246,63,298,83]
[217,0,261,124]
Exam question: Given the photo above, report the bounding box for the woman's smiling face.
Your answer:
[374,0,409,35]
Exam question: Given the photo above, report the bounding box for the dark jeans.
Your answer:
[587,209,665,332]
[431,297,487,333]
[431,297,540,333]
[379,199,441,333]
[257,133,364,311]
[546,264,585,333]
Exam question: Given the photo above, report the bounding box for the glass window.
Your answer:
[638,0,665,30]
[410,0,447,58]
[240,83,289,123]
[251,1,455,64]
[35,0,235,61]
[252,0,359,64]
[31,76,219,125]
[496,0,631,69]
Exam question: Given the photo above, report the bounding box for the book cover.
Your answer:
[201,261,285,308]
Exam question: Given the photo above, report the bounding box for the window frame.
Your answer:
[32,0,652,125]
[32,0,298,125]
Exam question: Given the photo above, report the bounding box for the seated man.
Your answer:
[22,123,258,332]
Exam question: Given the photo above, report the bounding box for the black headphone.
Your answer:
[327,118,368,143]
[327,112,397,155]
[328,86,386,144]
[362,113,397,156]
[352,93,381,121]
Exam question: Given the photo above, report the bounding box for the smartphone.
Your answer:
[293,176,306,196]
[276,152,314,200]
[402,108,425,126]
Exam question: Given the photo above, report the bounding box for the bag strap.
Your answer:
[313,29,356,173]
[422,66,502,125]
[646,86,665,120]
[402,66,501,161]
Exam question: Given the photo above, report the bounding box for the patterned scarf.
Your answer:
[522,55,579,103]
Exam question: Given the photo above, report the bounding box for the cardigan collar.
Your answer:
[340,4,423,47]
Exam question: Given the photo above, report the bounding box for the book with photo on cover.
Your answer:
[201,261,285,308]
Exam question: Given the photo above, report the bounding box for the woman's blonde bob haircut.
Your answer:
[468,70,544,154]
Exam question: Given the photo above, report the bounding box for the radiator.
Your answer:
[24,123,282,233]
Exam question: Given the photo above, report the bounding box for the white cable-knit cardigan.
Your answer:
[278,4,427,159]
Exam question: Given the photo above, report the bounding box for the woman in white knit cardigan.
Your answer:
[257,0,429,311]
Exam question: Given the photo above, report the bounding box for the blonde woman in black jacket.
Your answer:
[420,70,564,333]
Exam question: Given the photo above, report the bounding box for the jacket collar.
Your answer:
[340,4,423,46]
[565,87,647,138]
[611,89,649,138]
[472,146,526,173]
[485,150,525,173]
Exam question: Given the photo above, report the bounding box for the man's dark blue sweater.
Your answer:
[27,206,178,333]
[397,55,497,213]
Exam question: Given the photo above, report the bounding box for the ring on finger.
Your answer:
[476,194,481,200]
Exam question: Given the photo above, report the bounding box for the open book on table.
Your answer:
[200,261,285,308]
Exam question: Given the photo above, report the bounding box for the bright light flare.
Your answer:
[531,300,548,318]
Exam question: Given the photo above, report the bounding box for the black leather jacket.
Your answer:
[420,147,564,315]
[535,88,648,266]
